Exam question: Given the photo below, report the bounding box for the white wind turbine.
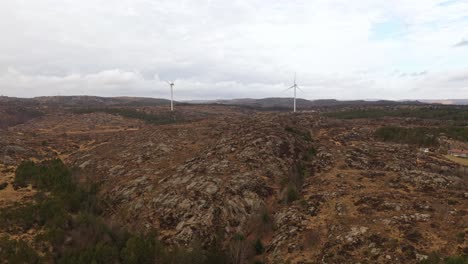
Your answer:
[166,81,175,111]
[284,73,302,112]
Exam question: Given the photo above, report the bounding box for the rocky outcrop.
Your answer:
[67,113,319,247]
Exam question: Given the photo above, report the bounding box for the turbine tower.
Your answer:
[167,81,175,111]
[285,73,302,113]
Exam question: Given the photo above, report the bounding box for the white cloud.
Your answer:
[2,67,465,100]
[454,40,468,47]
[0,0,467,99]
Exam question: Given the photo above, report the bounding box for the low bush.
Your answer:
[3,159,229,264]
[419,253,467,264]
[375,126,468,147]
[254,239,264,255]
[286,184,299,204]
[325,107,468,122]
[0,235,40,263]
[284,126,312,141]
[14,159,73,191]
[71,108,179,125]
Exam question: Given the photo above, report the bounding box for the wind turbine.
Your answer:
[285,73,302,113]
[166,81,175,111]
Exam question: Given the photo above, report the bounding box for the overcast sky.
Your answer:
[0,0,467,100]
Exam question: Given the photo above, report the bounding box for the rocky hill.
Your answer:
[0,103,466,263]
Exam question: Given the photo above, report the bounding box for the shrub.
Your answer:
[6,159,231,264]
[254,239,264,255]
[0,235,40,264]
[14,159,73,192]
[444,255,467,264]
[419,253,467,264]
[120,234,157,264]
[375,126,468,146]
[286,184,299,204]
[297,163,308,180]
[284,126,312,141]
[58,242,120,264]
[0,203,37,231]
[71,108,180,125]
[14,160,38,188]
[375,127,438,147]
[261,211,270,224]
[325,107,468,122]
[305,147,317,160]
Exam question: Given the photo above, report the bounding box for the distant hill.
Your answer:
[0,96,174,129]
[418,99,468,105]
[32,96,172,107]
[0,96,173,107]
[5,96,464,109]
[191,98,423,109]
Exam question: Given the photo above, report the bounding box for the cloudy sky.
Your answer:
[1,0,467,100]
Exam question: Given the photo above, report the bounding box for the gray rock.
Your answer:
[5,145,26,153]
[2,155,15,165]
[416,254,428,261]
[157,143,171,153]
[205,183,219,195]
[109,165,124,176]
[370,247,381,256]
[79,160,91,169]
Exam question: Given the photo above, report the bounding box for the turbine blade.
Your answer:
[296,86,304,92]
[283,86,294,92]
